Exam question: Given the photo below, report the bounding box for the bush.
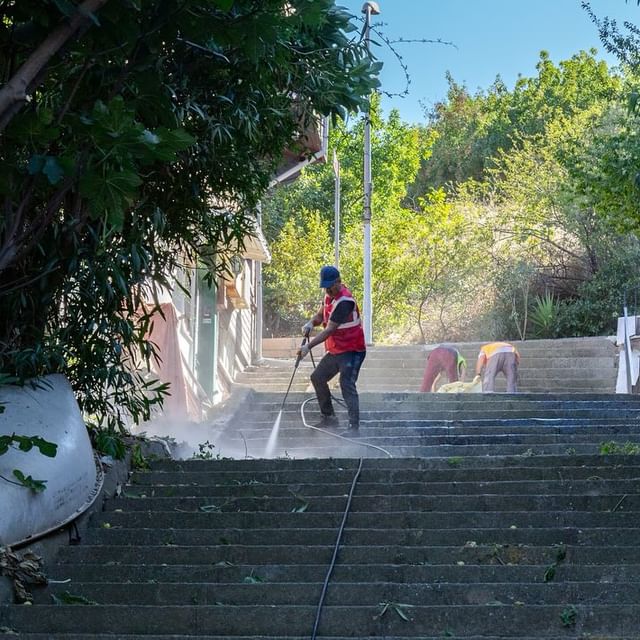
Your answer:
[555,246,640,337]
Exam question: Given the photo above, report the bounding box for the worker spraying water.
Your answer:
[264,266,381,458]
[298,265,366,433]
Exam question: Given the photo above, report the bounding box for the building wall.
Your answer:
[216,258,258,397]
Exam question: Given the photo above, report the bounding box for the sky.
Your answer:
[339,0,640,124]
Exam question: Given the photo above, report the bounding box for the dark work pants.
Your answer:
[310,351,366,426]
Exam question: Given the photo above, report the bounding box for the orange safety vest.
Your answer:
[323,285,366,354]
[478,342,520,365]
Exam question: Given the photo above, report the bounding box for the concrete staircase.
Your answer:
[3,390,640,637]
[212,391,640,460]
[3,451,640,638]
[240,336,618,394]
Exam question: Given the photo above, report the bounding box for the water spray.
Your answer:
[264,335,308,457]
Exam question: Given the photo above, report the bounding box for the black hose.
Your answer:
[310,457,363,640]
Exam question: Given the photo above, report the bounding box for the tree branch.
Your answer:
[493,225,584,262]
[0,0,109,132]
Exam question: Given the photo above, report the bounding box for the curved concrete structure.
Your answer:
[0,374,103,547]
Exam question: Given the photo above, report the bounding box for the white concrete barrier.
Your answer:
[0,374,103,547]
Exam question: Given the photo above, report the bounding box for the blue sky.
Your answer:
[339,0,640,124]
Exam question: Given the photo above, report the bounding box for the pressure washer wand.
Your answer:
[265,335,310,457]
[279,334,309,413]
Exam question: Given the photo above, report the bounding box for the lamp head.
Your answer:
[362,2,380,16]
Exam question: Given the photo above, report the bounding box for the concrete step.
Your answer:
[239,336,620,394]
[215,433,640,452]
[240,393,639,409]
[147,453,639,471]
[93,508,640,530]
[213,392,640,457]
[53,544,640,568]
[236,381,618,393]
[240,364,617,378]
[103,492,640,513]
[15,636,638,640]
[211,440,633,464]
[42,561,640,585]
[87,525,640,547]
[222,416,640,431]
[2,603,639,636]
[122,477,640,498]
[245,391,640,404]
[215,425,640,442]
[261,336,617,357]
[130,462,640,485]
[241,400,640,414]
[33,580,640,606]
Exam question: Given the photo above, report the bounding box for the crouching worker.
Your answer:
[298,266,366,432]
[420,344,466,392]
[476,341,520,392]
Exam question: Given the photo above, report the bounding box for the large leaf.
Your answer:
[80,169,143,227]
[27,155,64,184]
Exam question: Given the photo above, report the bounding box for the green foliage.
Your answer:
[0,1,379,434]
[0,434,58,458]
[92,429,127,460]
[50,591,97,605]
[265,212,334,334]
[560,605,578,628]
[404,48,640,343]
[264,36,640,344]
[374,601,414,621]
[413,50,620,194]
[0,434,58,493]
[11,470,47,493]
[544,543,567,582]
[555,240,640,337]
[264,101,483,341]
[131,442,150,470]
[568,103,640,235]
[192,440,217,460]
[530,292,558,338]
[599,441,640,455]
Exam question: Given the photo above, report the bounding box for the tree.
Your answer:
[411,50,620,195]
[0,0,380,432]
[263,99,431,340]
[409,47,638,340]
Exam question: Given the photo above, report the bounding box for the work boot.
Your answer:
[313,414,340,429]
[340,423,360,437]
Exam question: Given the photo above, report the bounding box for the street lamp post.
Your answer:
[333,149,340,269]
[362,1,379,346]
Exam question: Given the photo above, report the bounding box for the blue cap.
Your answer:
[319,265,340,288]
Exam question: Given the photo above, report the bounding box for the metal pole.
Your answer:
[333,149,340,269]
[624,305,634,393]
[362,1,379,346]
[255,201,263,363]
